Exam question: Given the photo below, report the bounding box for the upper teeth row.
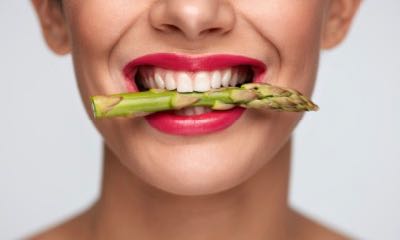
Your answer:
[137,67,248,92]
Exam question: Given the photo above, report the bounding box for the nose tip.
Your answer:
[149,0,235,41]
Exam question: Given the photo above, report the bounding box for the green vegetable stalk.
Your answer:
[90,83,319,119]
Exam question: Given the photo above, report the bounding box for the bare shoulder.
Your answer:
[27,207,94,240]
[289,208,353,240]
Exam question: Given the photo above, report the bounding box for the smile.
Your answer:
[122,53,267,136]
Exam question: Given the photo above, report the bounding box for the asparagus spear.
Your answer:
[91,83,319,119]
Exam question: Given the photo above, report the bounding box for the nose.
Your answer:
[149,0,235,41]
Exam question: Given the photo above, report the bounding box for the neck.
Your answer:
[91,139,292,240]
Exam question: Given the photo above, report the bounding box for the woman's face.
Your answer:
[34,0,358,195]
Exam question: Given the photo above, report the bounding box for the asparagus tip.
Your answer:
[230,89,257,103]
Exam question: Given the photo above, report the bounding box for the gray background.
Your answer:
[1,1,399,239]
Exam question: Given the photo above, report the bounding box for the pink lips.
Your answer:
[146,108,246,135]
[122,53,267,136]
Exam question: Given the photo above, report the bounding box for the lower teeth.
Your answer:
[175,106,212,116]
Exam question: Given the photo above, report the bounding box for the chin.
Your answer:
[105,110,297,197]
[125,141,261,196]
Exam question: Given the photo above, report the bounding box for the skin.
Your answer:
[30,0,361,239]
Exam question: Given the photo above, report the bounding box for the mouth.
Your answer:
[122,53,267,135]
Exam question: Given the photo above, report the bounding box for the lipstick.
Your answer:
[122,53,267,136]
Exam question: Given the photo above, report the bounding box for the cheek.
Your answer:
[62,1,149,116]
[237,0,325,94]
[268,6,324,94]
[247,110,302,160]
[65,1,145,53]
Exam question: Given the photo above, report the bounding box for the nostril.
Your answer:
[197,27,227,39]
[149,1,235,41]
[203,27,221,34]
[161,24,181,33]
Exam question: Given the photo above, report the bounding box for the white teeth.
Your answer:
[184,107,195,115]
[238,69,248,84]
[179,107,200,116]
[176,72,193,92]
[147,75,157,89]
[193,72,211,92]
[229,70,239,87]
[210,71,222,89]
[175,107,194,116]
[154,72,165,89]
[139,66,249,92]
[221,69,232,87]
[193,106,203,115]
[194,106,212,115]
[175,106,212,116]
[165,71,176,90]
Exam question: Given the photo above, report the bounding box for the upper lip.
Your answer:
[123,53,267,80]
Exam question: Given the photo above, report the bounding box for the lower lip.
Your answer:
[145,107,245,136]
